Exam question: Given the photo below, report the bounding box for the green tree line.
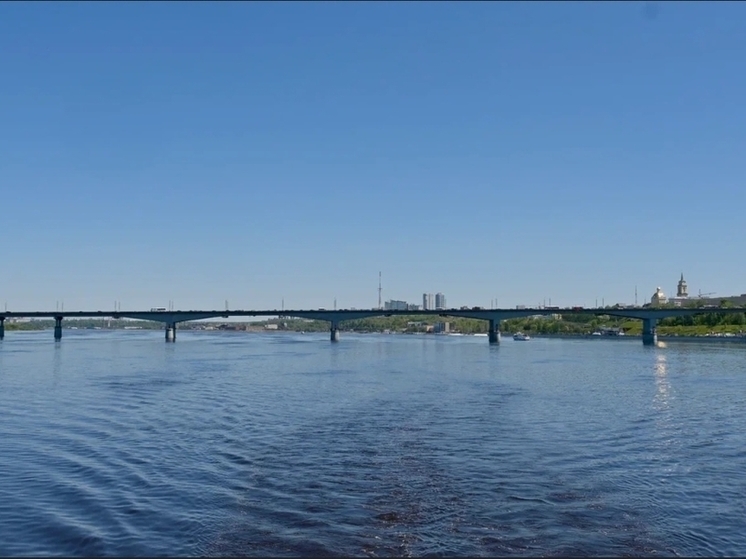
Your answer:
[4,312,745,337]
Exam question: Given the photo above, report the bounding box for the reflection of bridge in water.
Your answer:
[2,307,745,346]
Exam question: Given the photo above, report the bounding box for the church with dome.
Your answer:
[650,286,668,307]
[650,273,746,308]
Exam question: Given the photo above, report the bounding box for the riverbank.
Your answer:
[9,326,746,345]
[533,333,746,344]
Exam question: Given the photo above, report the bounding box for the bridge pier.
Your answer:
[488,319,501,344]
[54,316,63,341]
[642,318,657,346]
[0,317,4,340]
[330,321,340,343]
[165,322,176,342]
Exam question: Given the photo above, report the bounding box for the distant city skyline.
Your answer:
[4,270,741,312]
[2,2,745,310]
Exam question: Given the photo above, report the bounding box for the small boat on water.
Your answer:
[513,332,531,341]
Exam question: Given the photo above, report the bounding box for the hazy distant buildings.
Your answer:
[650,287,668,307]
[384,293,446,312]
[384,300,408,311]
[668,273,689,306]
[652,272,746,308]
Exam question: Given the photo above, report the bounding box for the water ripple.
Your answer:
[1,333,746,555]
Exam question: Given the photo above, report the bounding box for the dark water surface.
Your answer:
[1,330,745,556]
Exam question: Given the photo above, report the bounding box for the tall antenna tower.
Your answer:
[635,285,638,306]
[378,271,382,310]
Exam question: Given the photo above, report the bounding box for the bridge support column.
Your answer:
[54,316,63,341]
[642,318,657,346]
[330,321,340,343]
[165,322,176,342]
[0,317,4,340]
[488,319,501,344]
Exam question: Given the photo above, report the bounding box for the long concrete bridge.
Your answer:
[1,307,745,346]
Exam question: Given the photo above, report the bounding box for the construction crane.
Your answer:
[698,290,716,298]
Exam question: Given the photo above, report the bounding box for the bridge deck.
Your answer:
[2,307,745,323]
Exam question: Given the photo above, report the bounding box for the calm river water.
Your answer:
[1,330,745,556]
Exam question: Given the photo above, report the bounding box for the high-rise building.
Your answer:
[384,300,408,311]
[435,293,446,310]
[422,293,434,310]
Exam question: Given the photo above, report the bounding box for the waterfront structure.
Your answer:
[435,293,446,310]
[434,321,450,334]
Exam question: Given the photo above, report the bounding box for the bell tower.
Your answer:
[677,273,688,298]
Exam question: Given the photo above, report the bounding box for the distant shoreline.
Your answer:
[8,328,746,344]
[533,333,746,344]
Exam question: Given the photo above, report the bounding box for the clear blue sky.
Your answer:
[2,1,745,311]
